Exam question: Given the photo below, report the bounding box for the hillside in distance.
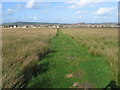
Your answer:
[2,22,70,25]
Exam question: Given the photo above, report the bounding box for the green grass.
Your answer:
[27,31,114,88]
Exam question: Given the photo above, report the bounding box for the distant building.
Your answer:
[2,23,119,29]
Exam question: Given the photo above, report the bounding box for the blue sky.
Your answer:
[1,0,118,23]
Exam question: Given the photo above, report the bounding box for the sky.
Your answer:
[1,0,119,23]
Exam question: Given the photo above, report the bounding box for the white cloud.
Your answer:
[67,0,104,9]
[2,8,16,17]
[26,0,39,9]
[8,8,12,11]
[7,8,15,13]
[26,1,50,9]
[33,16,37,19]
[95,7,115,15]
[28,16,37,19]
[66,0,119,4]
[75,11,81,14]
[66,0,118,9]
[75,10,87,15]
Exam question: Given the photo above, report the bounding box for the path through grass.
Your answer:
[27,31,114,88]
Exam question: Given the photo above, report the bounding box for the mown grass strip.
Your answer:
[27,31,114,88]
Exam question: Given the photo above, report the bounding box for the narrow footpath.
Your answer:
[27,31,114,88]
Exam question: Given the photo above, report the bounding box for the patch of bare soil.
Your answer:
[66,74,73,78]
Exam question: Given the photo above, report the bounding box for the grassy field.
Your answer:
[2,28,57,88]
[61,28,118,80]
[2,27,118,88]
[27,31,115,88]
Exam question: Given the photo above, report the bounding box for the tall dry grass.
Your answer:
[62,28,118,81]
[2,28,57,88]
